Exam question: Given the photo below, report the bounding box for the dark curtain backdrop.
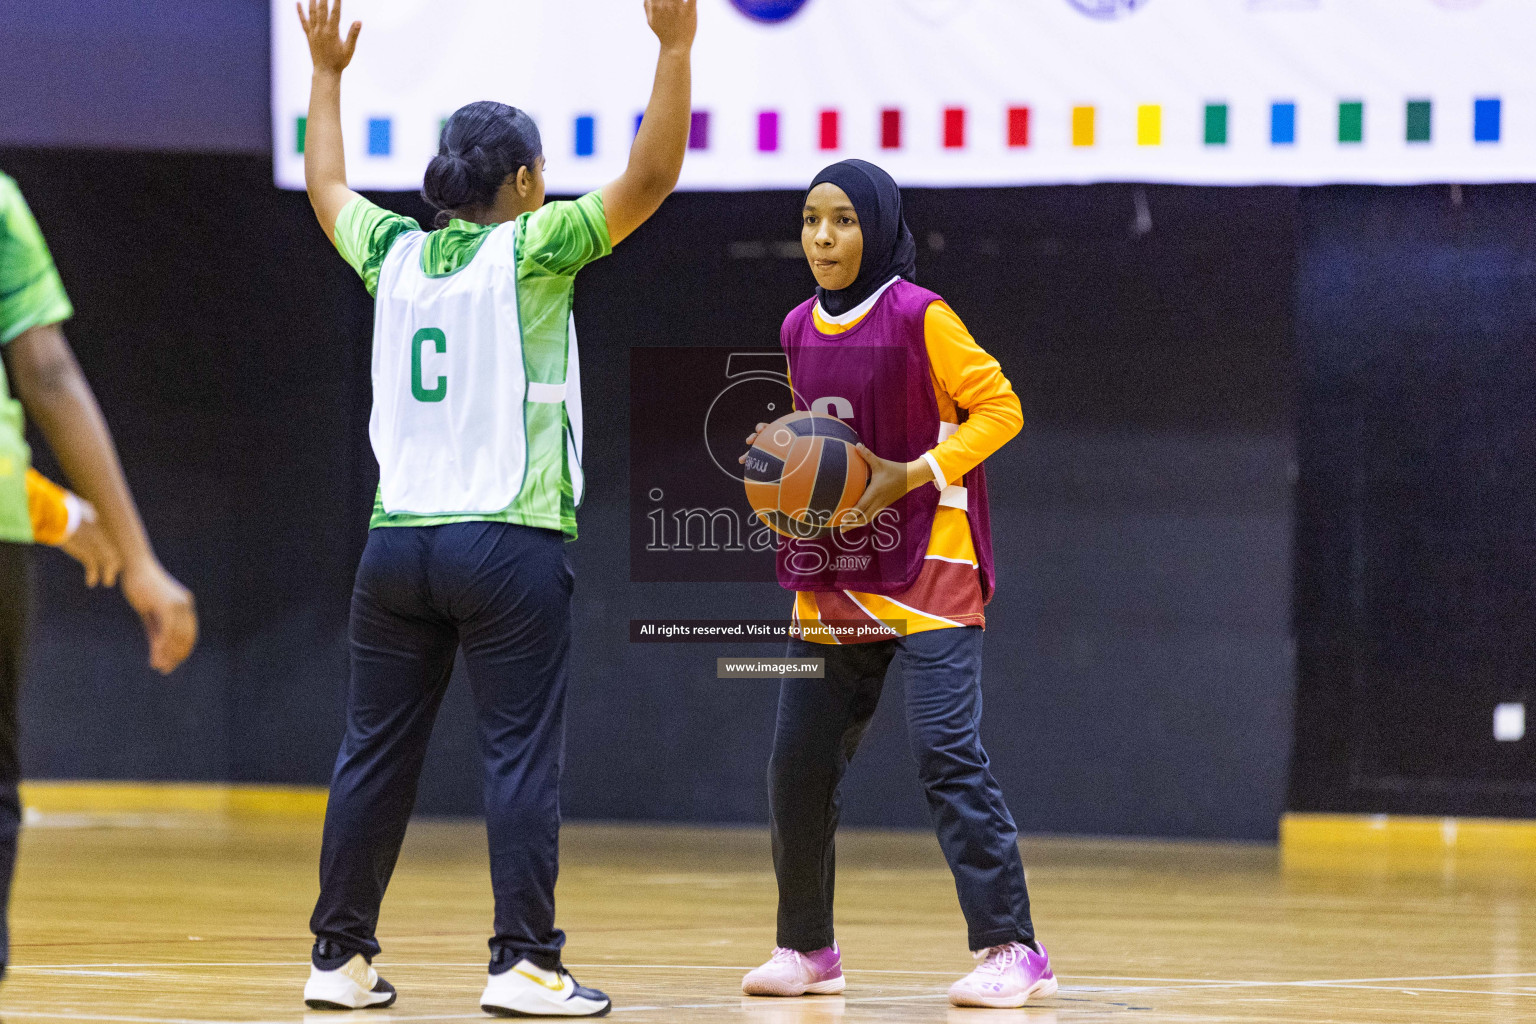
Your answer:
[1289,184,1536,819]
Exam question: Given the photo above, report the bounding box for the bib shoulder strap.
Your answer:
[481,220,520,266]
[378,230,427,291]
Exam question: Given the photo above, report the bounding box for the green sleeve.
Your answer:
[0,173,74,345]
[518,192,612,278]
[333,196,421,297]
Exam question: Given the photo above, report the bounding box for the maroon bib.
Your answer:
[776,281,997,601]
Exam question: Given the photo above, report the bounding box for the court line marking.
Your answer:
[1026,975,1536,999]
[19,976,152,982]
[12,958,1536,1014]
[612,993,955,1011]
[564,964,1536,992]
[7,980,1532,1024]
[1289,983,1536,996]
[14,960,1536,989]
[0,1014,304,1024]
[0,997,961,1024]
[0,1016,488,1024]
[566,965,1536,988]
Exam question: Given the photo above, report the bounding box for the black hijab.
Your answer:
[808,159,918,318]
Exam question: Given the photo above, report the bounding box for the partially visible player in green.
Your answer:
[295,0,695,1014]
[0,170,199,978]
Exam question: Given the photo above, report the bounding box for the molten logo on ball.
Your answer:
[730,0,813,24]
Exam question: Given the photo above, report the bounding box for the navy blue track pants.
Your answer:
[0,543,27,973]
[309,522,572,972]
[770,627,1034,953]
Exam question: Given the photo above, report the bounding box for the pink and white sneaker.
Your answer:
[948,941,1057,1008]
[742,944,846,996]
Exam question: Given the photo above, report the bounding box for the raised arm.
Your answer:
[4,325,196,673]
[297,0,364,243]
[603,0,697,246]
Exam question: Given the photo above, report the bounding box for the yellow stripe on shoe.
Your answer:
[481,959,612,1018]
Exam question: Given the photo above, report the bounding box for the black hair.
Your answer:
[421,101,543,227]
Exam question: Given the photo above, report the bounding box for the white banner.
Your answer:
[271,0,1536,193]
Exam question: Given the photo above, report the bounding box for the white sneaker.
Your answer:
[303,953,397,1010]
[480,959,612,1017]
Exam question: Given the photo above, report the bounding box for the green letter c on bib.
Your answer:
[411,328,447,403]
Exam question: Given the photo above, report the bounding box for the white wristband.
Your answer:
[921,451,948,491]
[61,492,84,542]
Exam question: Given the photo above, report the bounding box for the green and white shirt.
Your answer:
[0,173,74,543]
[333,192,611,540]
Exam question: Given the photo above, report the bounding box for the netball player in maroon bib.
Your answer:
[740,160,1056,1008]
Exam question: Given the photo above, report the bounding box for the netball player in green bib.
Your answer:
[294,0,696,1014]
[0,171,197,985]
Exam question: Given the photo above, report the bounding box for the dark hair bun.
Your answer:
[421,101,544,225]
[423,153,475,212]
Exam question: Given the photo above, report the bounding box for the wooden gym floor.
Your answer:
[3,814,1532,1023]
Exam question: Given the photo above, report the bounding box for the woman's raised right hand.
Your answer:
[645,0,698,52]
[297,0,362,75]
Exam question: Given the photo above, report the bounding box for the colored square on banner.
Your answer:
[1271,103,1296,145]
[1008,107,1030,148]
[758,111,780,153]
[575,115,596,157]
[1072,106,1095,147]
[296,116,307,154]
[1338,101,1363,144]
[881,109,902,149]
[1406,100,1432,143]
[634,113,645,137]
[944,108,966,149]
[1204,104,1228,145]
[1475,98,1502,143]
[1137,105,1162,146]
[820,110,840,150]
[689,111,710,150]
[367,118,391,156]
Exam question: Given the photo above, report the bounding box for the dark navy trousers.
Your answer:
[310,522,573,972]
[0,543,28,974]
[770,626,1034,953]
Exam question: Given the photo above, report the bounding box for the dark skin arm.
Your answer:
[602,0,697,245]
[297,0,363,243]
[3,324,197,673]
